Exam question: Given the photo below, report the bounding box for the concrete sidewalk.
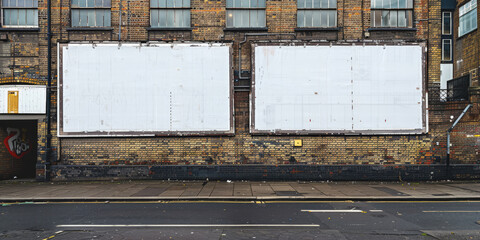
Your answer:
[1,180,480,202]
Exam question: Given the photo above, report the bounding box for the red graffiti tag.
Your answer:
[3,128,30,159]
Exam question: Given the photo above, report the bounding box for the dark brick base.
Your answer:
[50,164,480,181]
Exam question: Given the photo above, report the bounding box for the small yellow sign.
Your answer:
[294,139,302,147]
[8,91,18,114]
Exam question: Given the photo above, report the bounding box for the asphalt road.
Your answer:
[1,201,480,239]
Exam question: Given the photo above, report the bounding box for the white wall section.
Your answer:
[59,43,232,136]
[0,85,46,114]
[252,44,425,134]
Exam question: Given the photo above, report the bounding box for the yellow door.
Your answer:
[8,91,18,114]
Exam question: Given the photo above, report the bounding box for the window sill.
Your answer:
[367,27,417,31]
[223,27,268,32]
[146,27,193,31]
[295,27,340,32]
[0,27,40,32]
[66,27,113,31]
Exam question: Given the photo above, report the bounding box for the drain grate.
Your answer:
[373,187,410,196]
[432,193,453,196]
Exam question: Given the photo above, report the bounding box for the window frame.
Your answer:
[442,11,452,35]
[150,0,191,29]
[1,0,39,28]
[370,0,414,28]
[297,0,337,28]
[442,39,452,61]
[226,0,266,29]
[458,0,477,37]
[70,0,112,28]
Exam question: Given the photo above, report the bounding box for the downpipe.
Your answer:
[238,33,296,82]
[446,104,472,179]
[45,0,52,181]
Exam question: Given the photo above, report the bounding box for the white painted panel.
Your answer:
[440,63,453,89]
[61,43,231,136]
[253,44,424,134]
[352,46,423,131]
[0,85,46,114]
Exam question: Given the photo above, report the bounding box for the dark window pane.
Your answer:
[257,0,265,8]
[71,0,79,7]
[397,10,406,27]
[227,10,233,27]
[443,40,451,61]
[406,10,412,27]
[18,9,26,25]
[390,10,397,26]
[320,10,327,27]
[306,0,312,8]
[297,10,304,27]
[104,10,110,26]
[159,9,166,26]
[381,10,389,27]
[298,0,305,8]
[443,12,452,35]
[328,0,336,8]
[174,0,181,8]
[72,10,79,26]
[328,10,335,27]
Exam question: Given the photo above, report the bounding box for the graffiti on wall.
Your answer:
[3,128,30,159]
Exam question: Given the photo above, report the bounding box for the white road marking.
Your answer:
[423,211,480,213]
[302,209,364,213]
[369,210,384,212]
[57,224,320,228]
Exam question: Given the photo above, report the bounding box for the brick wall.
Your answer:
[1,0,479,180]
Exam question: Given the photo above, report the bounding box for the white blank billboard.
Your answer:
[59,43,232,136]
[252,44,425,134]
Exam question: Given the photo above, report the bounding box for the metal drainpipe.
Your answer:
[238,33,297,81]
[118,0,122,41]
[446,104,472,179]
[46,0,52,181]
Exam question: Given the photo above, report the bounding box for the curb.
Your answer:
[2,196,480,203]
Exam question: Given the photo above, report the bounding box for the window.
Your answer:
[442,12,452,35]
[150,0,190,28]
[371,0,413,28]
[442,39,452,61]
[71,0,111,27]
[297,0,336,28]
[1,0,38,27]
[459,0,477,37]
[226,0,266,28]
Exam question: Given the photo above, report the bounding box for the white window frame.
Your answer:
[150,0,191,28]
[442,39,452,61]
[71,0,112,27]
[1,0,38,27]
[442,12,452,35]
[459,0,478,37]
[370,0,414,28]
[297,0,337,28]
[226,0,266,28]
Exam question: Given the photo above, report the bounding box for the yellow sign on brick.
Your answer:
[294,139,302,147]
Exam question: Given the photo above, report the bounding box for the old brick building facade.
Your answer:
[0,0,479,181]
